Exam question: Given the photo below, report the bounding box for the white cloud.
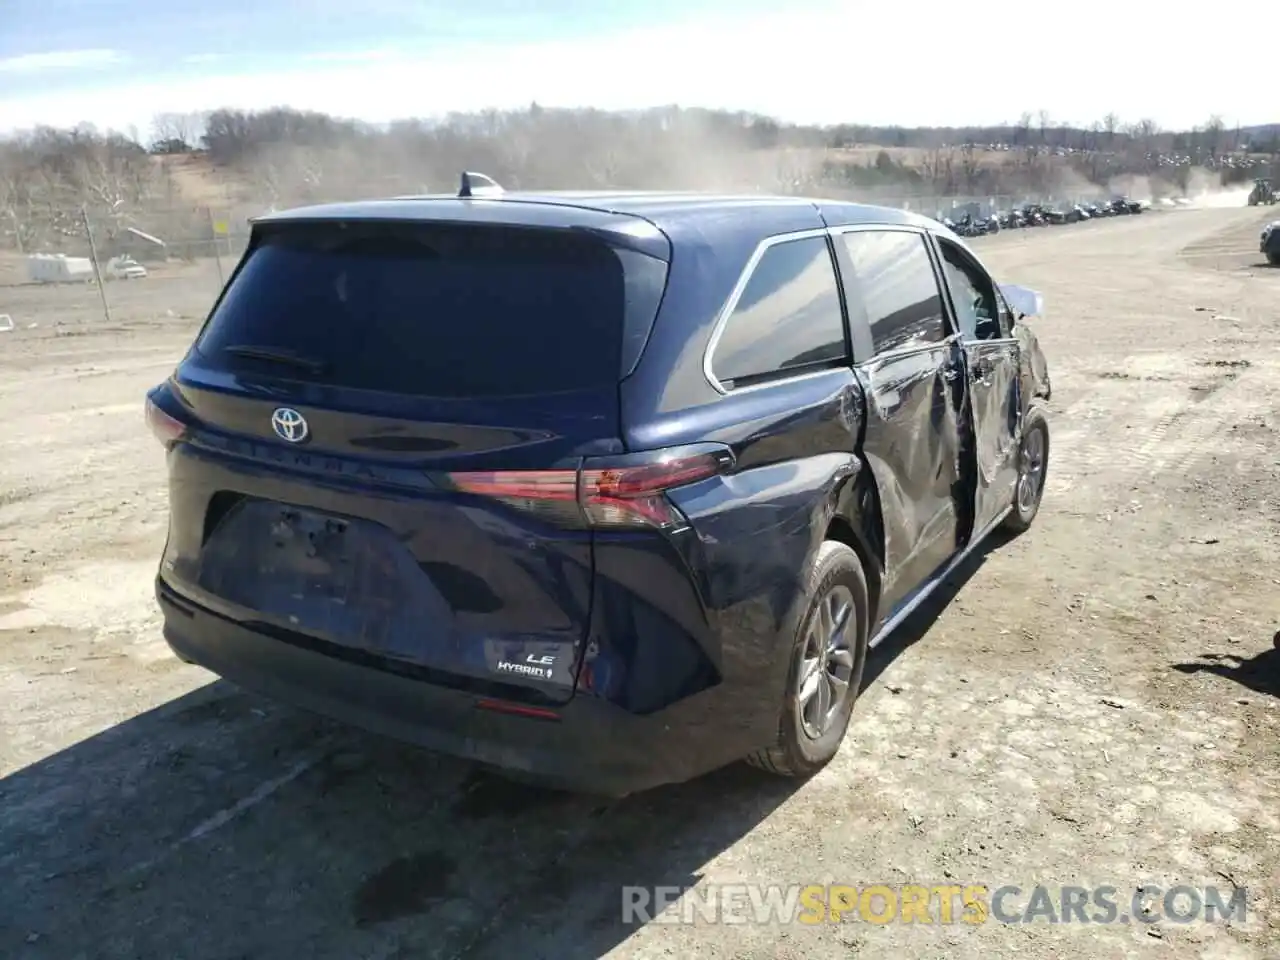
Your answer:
[0,2,1271,135]
[0,48,125,74]
[299,48,404,64]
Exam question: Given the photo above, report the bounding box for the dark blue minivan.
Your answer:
[147,175,1052,796]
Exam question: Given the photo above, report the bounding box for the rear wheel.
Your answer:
[1268,251,1280,266]
[1001,405,1050,535]
[747,541,869,779]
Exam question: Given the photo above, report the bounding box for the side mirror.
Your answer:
[999,283,1044,320]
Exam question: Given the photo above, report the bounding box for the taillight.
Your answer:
[447,470,583,526]
[579,456,722,528]
[145,391,187,447]
[449,448,730,530]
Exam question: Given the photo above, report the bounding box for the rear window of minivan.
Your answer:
[195,222,658,398]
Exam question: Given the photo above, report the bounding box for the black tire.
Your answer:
[746,541,870,779]
[1267,251,1280,266]
[1001,404,1050,535]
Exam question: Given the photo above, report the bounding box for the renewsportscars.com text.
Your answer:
[622,883,1248,926]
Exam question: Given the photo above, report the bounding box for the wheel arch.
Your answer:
[826,465,886,628]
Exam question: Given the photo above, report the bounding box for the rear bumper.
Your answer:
[157,576,749,796]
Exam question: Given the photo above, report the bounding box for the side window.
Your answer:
[710,235,847,389]
[937,239,1003,341]
[839,231,947,355]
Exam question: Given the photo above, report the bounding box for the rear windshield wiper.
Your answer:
[222,344,329,375]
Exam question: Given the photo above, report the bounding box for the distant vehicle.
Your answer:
[1262,220,1280,265]
[106,255,148,280]
[951,213,991,238]
[146,176,1054,796]
[998,209,1025,229]
[1041,205,1069,225]
[1109,196,1143,215]
[26,253,93,284]
[1248,178,1277,206]
[1020,204,1048,226]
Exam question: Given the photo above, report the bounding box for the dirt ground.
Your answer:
[1,208,1278,960]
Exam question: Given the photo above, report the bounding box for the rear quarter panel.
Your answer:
[583,367,883,763]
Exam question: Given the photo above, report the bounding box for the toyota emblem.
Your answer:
[270,407,309,444]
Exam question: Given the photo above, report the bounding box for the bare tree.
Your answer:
[0,157,34,252]
[152,112,207,152]
[0,104,1257,255]
[958,143,983,193]
[1102,113,1119,149]
[1202,115,1226,160]
[1037,110,1051,145]
[1014,112,1032,147]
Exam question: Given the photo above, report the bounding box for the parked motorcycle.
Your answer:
[1021,204,1048,226]
[999,209,1026,229]
[1041,205,1069,225]
[951,214,991,238]
[1108,196,1143,215]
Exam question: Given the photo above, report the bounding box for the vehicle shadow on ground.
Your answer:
[3,538,1008,960]
[1,679,801,959]
[1171,633,1280,700]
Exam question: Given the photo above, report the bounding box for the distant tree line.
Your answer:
[1,105,1275,255]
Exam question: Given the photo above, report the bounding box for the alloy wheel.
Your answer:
[795,585,857,740]
[1016,426,1046,514]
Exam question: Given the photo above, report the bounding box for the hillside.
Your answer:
[153,153,243,208]
[2,106,1278,256]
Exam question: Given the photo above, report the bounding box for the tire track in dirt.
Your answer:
[1046,361,1273,513]
[1035,210,1276,506]
[1177,209,1280,278]
[1141,365,1271,480]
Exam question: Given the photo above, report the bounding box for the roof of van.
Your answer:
[252,191,938,235]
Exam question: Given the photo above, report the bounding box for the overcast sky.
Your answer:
[0,0,1272,137]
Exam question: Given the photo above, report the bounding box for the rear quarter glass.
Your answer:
[194,221,668,397]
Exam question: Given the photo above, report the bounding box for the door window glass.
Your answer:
[937,239,1002,341]
[711,235,848,388]
[839,231,947,354]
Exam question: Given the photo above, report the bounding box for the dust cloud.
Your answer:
[1178,167,1251,208]
[1096,167,1258,209]
[1184,187,1254,208]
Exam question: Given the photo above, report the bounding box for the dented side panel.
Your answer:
[1016,321,1052,403]
[854,340,968,618]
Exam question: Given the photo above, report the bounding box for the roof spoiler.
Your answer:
[458,171,504,199]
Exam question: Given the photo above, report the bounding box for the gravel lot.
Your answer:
[1,207,1278,959]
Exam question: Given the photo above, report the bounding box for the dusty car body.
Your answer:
[146,181,1053,796]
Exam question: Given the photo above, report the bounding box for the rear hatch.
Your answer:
[158,215,669,703]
